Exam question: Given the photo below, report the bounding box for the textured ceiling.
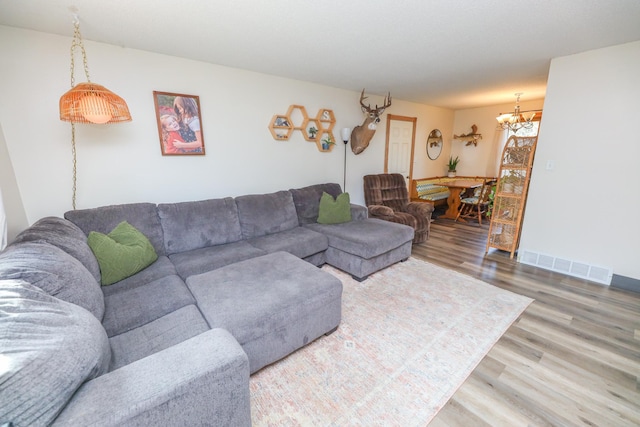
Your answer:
[2,0,640,109]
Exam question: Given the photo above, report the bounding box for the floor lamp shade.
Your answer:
[341,127,351,143]
[60,82,131,124]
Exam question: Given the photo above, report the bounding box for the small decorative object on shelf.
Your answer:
[486,135,538,259]
[321,134,335,151]
[268,114,293,140]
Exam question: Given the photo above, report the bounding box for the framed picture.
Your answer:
[153,91,206,155]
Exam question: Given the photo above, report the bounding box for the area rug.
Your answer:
[250,257,533,426]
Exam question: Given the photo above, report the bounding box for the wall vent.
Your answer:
[553,257,571,273]
[518,249,612,285]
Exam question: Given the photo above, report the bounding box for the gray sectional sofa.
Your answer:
[0,183,415,426]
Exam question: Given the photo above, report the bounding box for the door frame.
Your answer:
[385,114,417,183]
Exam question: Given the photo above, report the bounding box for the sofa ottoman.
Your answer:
[290,183,414,280]
[186,251,342,373]
[306,218,414,281]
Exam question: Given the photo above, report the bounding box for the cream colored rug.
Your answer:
[250,257,532,426]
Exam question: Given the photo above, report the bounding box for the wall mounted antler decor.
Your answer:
[454,124,482,146]
[350,89,392,155]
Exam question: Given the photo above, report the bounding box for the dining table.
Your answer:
[436,179,483,221]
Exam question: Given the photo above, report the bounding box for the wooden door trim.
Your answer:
[385,114,417,183]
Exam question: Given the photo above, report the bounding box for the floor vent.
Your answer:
[518,249,612,285]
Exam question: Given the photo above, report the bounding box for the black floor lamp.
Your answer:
[341,128,351,192]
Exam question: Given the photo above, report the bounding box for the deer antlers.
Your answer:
[359,89,392,116]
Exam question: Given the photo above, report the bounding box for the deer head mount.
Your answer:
[350,89,392,155]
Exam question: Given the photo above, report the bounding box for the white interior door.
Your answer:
[386,115,416,182]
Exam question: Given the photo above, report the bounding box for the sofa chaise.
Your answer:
[0,183,414,426]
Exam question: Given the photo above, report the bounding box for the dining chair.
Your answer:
[455,179,495,225]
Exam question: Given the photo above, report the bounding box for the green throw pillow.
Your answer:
[87,221,158,286]
[317,192,352,224]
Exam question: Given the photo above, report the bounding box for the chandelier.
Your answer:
[496,93,536,133]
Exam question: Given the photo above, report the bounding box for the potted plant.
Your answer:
[308,126,318,139]
[321,135,335,151]
[447,156,460,177]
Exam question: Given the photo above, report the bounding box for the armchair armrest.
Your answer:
[368,204,395,219]
[349,203,368,220]
[405,202,434,218]
[53,329,250,427]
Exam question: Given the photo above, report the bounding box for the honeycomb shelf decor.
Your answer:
[314,109,336,152]
[268,104,336,152]
[287,105,308,132]
[268,114,293,140]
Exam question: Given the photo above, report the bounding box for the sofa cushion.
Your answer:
[87,221,159,286]
[169,241,266,280]
[289,183,343,225]
[108,304,209,371]
[317,192,352,224]
[247,227,328,259]
[12,216,101,283]
[306,218,415,259]
[0,279,110,427]
[102,274,195,337]
[65,202,166,256]
[158,198,244,255]
[186,252,342,373]
[235,191,299,239]
[101,255,177,297]
[0,242,104,320]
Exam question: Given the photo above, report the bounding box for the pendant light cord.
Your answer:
[71,123,77,210]
[68,16,87,210]
[69,17,91,87]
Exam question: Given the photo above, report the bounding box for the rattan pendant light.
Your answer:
[59,15,131,209]
[59,16,131,124]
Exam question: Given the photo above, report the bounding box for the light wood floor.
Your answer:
[412,218,640,427]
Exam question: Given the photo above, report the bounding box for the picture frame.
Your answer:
[153,91,206,155]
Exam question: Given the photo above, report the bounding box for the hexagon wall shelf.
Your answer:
[268,104,336,152]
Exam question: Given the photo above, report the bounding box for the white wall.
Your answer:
[452,99,544,178]
[520,40,640,280]
[0,122,28,242]
[0,26,453,229]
